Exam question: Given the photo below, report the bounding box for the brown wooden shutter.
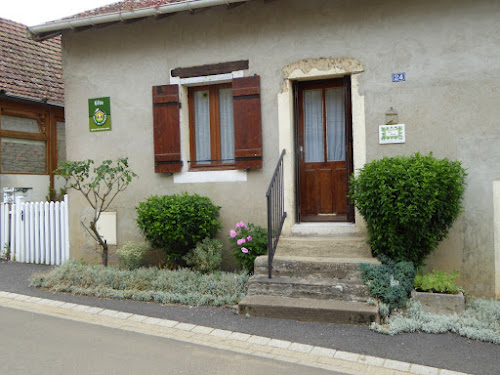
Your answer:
[152,85,182,173]
[232,75,263,170]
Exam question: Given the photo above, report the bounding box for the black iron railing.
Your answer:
[266,149,287,278]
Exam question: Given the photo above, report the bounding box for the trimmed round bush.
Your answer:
[350,153,466,267]
[136,193,222,265]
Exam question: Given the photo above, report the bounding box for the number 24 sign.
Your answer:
[392,73,406,82]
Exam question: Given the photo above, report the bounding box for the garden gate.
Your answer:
[0,195,69,265]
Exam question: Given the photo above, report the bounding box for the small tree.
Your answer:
[55,158,137,266]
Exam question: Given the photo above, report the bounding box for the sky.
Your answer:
[1,0,119,26]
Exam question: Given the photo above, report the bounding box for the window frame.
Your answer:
[0,107,49,175]
[188,82,236,170]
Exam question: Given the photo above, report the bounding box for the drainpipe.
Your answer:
[28,0,252,40]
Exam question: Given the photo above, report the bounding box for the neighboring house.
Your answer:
[28,0,500,299]
[0,18,65,201]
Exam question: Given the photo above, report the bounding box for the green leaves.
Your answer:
[360,256,416,312]
[350,153,467,267]
[136,194,222,265]
[414,270,461,294]
[54,158,138,265]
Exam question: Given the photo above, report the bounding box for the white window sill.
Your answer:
[173,170,247,184]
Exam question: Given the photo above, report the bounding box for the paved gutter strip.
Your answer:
[0,291,471,375]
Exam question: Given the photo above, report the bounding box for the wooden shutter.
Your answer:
[232,75,263,170]
[152,85,182,173]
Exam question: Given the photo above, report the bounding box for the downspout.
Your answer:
[28,0,252,40]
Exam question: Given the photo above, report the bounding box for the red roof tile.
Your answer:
[0,18,63,105]
[60,0,185,21]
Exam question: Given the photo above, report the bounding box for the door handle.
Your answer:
[299,146,304,160]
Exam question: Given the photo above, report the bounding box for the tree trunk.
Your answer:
[90,220,108,266]
[102,241,108,266]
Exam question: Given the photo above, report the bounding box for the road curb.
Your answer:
[0,291,471,375]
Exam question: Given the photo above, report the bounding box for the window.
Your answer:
[188,83,235,168]
[0,114,47,174]
[152,75,262,173]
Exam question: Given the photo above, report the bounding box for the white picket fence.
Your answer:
[0,195,69,265]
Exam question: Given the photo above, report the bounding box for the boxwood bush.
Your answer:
[350,153,466,267]
[136,193,221,265]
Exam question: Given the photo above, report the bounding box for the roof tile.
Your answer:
[60,0,185,21]
[0,18,63,105]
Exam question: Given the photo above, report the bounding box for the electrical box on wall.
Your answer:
[96,212,117,245]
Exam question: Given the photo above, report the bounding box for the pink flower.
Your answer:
[241,247,249,253]
[229,229,237,238]
[247,236,252,242]
[237,238,246,245]
[235,221,247,229]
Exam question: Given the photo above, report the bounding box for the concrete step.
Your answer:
[254,255,379,280]
[276,236,372,258]
[247,275,371,302]
[291,223,364,237]
[238,295,379,324]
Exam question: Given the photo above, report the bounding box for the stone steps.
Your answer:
[238,295,379,324]
[254,255,378,280]
[276,236,372,258]
[238,233,380,325]
[246,275,371,302]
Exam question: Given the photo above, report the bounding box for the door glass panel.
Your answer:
[219,88,234,164]
[303,89,323,162]
[326,87,345,161]
[194,90,211,164]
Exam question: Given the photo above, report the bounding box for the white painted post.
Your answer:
[29,203,35,263]
[44,202,50,265]
[34,203,40,264]
[15,202,23,263]
[10,204,15,262]
[55,201,61,265]
[63,195,69,262]
[49,202,55,265]
[0,204,7,257]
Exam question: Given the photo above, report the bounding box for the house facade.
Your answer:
[29,0,500,298]
[0,18,65,202]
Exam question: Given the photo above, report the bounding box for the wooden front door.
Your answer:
[296,77,354,222]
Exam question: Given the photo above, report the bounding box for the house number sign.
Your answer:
[379,124,405,144]
[88,97,112,132]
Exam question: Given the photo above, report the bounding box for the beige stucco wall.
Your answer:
[62,0,500,296]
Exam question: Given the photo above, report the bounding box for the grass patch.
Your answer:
[371,299,500,344]
[30,260,249,306]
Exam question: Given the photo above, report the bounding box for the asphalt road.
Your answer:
[1,261,499,375]
[0,307,348,375]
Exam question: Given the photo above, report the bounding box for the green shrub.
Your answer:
[360,255,416,313]
[183,238,223,274]
[228,221,267,273]
[350,153,466,267]
[136,193,222,265]
[30,260,249,306]
[414,270,461,294]
[116,241,150,270]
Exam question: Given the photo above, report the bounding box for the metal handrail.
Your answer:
[266,149,287,278]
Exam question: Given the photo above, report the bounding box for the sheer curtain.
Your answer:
[194,90,211,164]
[303,89,323,162]
[326,88,345,161]
[219,88,234,163]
